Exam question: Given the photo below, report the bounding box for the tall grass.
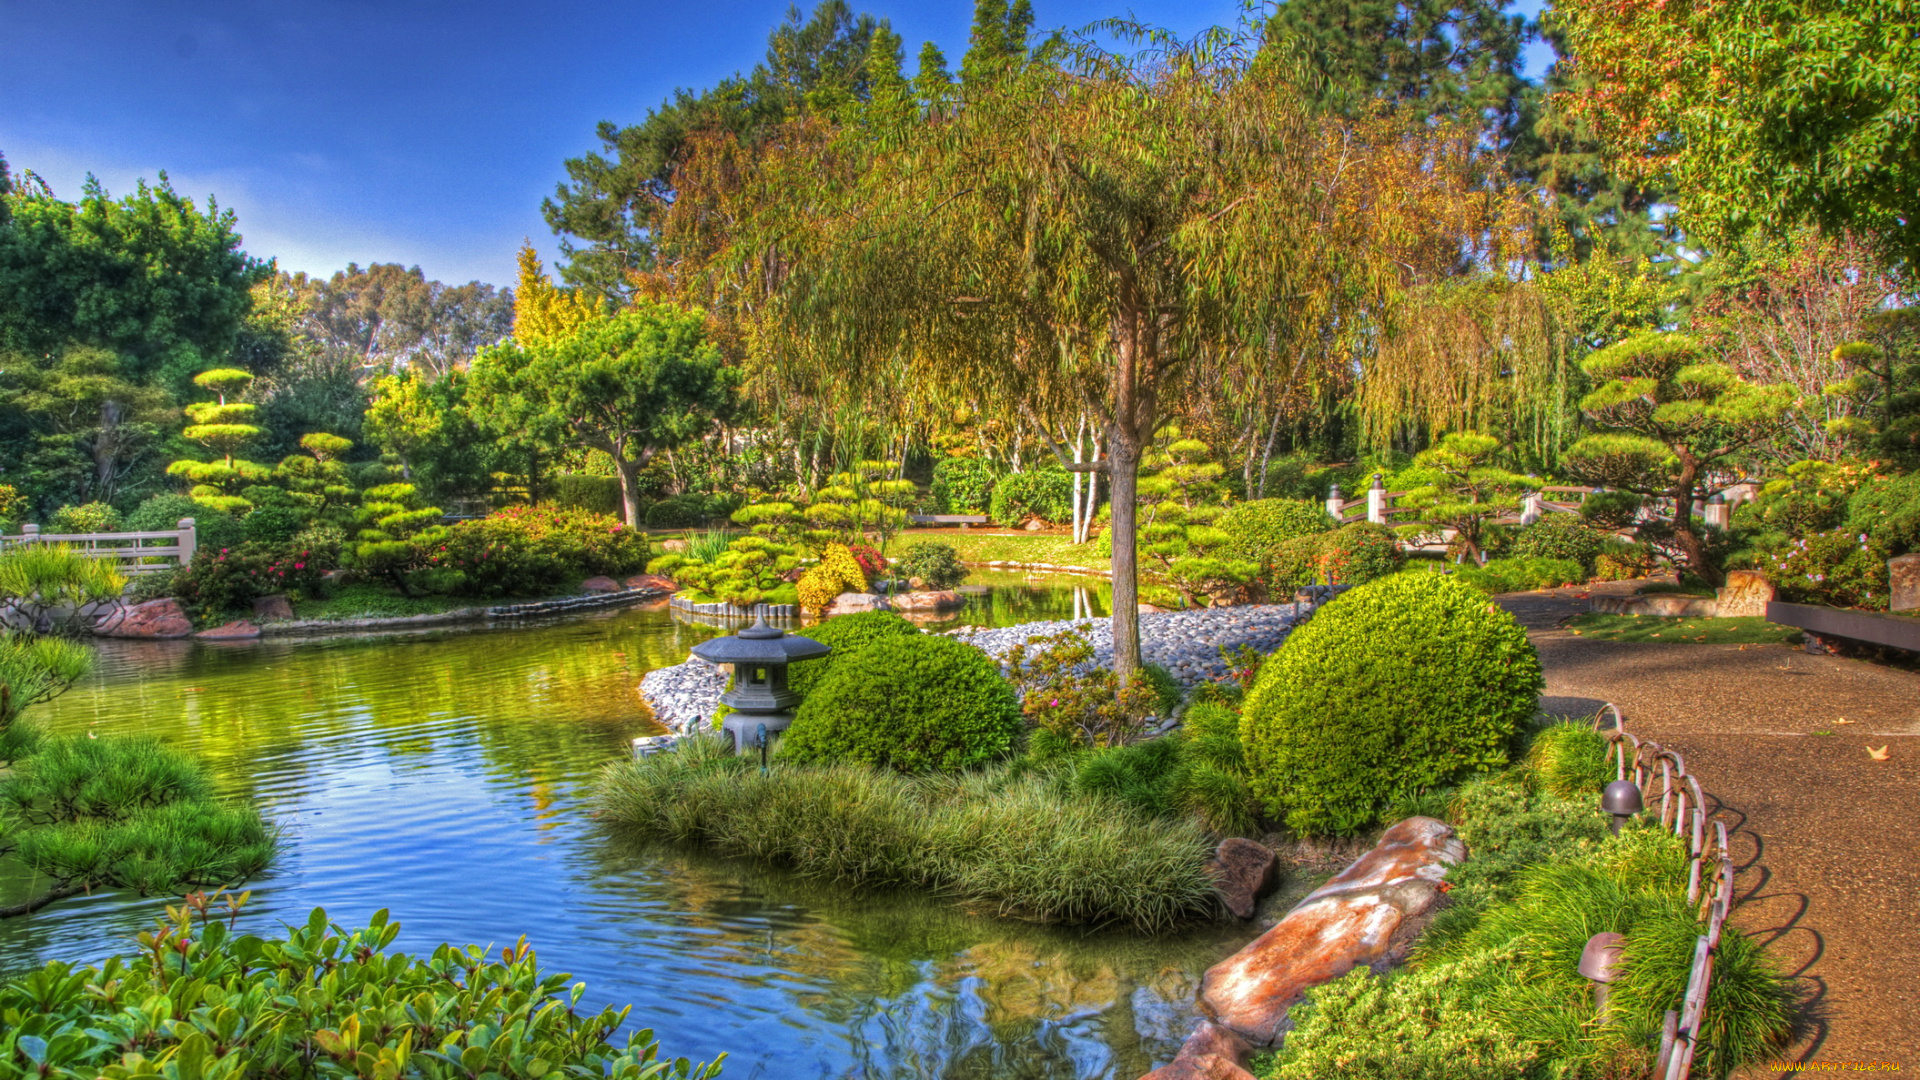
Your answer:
[594,736,1217,931]
[681,528,732,565]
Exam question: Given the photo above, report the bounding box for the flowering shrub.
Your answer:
[1006,629,1162,749]
[1319,522,1403,585]
[174,542,332,616]
[427,519,574,598]
[1760,528,1891,609]
[482,505,651,577]
[847,542,886,580]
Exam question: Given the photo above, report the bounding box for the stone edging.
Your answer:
[967,559,1111,578]
[667,595,799,619]
[258,587,669,636]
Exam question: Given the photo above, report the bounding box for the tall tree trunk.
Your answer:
[1668,457,1719,585]
[1107,294,1154,684]
[613,449,645,528]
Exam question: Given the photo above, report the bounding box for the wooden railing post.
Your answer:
[177,518,196,568]
[21,523,39,544]
[1325,484,1345,523]
[1366,474,1387,525]
[1521,491,1543,526]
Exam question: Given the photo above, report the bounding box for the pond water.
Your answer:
[2,572,1254,1080]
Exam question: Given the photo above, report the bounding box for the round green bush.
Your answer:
[989,469,1073,526]
[48,502,124,534]
[1319,521,1402,585]
[127,493,244,553]
[787,609,923,699]
[1240,573,1543,835]
[782,633,1023,773]
[242,504,308,544]
[931,457,1000,514]
[893,540,968,589]
[1218,498,1333,563]
[1510,515,1607,577]
[643,495,707,529]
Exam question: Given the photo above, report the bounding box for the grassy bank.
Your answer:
[593,735,1217,931]
[903,529,1107,572]
[1566,613,1802,645]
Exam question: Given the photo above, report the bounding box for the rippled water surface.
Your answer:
[2,574,1249,1079]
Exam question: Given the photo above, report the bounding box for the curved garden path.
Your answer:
[1499,587,1920,1071]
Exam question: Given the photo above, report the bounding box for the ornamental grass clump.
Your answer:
[594,736,1216,931]
[0,903,722,1080]
[1240,573,1542,835]
[781,633,1021,772]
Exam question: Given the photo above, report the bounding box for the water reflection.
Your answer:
[2,574,1239,1080]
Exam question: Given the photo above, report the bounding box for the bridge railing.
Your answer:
[0,518,198,574]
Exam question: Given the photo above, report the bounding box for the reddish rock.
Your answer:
[624,573,678,593]
[1198,816,1463,1045]
[891,590,962,612]
[1142,1021,1254,1080]
[1209,838,1279,920]
[1891,554,1920,613]
[195,620,262,640]
[1139,603,1168,614]
[94,598,192,639]
[252,593,294,620]
[581,576,623,594]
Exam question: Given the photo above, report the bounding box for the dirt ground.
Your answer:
[1500,587,1920,1071]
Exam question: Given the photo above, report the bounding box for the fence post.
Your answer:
[1702,494,1729,531]
[21,523,39,544]
[1366,474,1387,525]
[1521,491,1543,526]
[1326,484,1345,523]
[177,518,196,568]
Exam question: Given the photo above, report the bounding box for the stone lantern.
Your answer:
[689,616,831,753]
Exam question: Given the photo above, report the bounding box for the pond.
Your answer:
[2,572,1254,1080]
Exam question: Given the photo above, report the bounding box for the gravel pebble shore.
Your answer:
[638,604,1308,736]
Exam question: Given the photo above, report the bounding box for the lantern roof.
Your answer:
[690,616,831,666]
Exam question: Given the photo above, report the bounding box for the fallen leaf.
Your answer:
[1651,632,1662,638]
[1868,745,1891,761]
[1836,718,1856,725]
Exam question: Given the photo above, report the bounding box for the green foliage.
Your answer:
[45,503,122,534]
[784,610,920,701]
[1241,574,1542,835]
[0,905,722,1080]
[1319,521,1403,585]
[349,472,447,596]
[650,533,802,608]
[1756,528,1891,610]
[127,493,244,553]
[644,495,708,529]
[1396,433,1536,562]
[427,521,574,599]
[1138,436,1259,604]
[0,732,276,899]
[1063,733,1257,836]
[930,456,999,514]
[1447,556,1586,595]
[173,542,332,617]
[1510,515,1608,577]
[1578,489,1644,530]
[1218,498,1334,571]
[241,504,306,544]
[1845,470,1920,556]
[459,506,649,580]
[989,468,1072,526]
[0,485,22,533]
[1732,459,1861,540]
[1525,723,1614,800]
[0,634,92,730]
[595,737,1216,931]
[1566,612,1802,645]
[893,540,968,589]
[0,545,126,633]
[782,633,1022,773]
[1006,629,1162,749]
[796,542,870,614]
[552,473,626,517]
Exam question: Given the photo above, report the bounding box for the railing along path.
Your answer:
[1593,703,1736,1080]
[0,518,198,574]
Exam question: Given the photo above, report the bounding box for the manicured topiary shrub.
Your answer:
[127,493,244,553]
[782,633,1022,773]
[47,502,123,534]
[1318,521,1402,585]
[1218,498,1333,565]
[242,504,307,544]
[796,543,869,614]
[989,468,1073,526]
[1510,514,1607,577]
[893,540,967,588]
[931,457,999,514]
[1449,556,1586,595]
[1240,573,1542,835]
[644,494,707,528]
[787,609,922,698]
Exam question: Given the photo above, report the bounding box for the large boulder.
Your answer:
[1715,570,1775,618]
[196,620,262,640]
[1141,1021,1254,1080]
[1891,554,1920,614]
[891,590,963,612]
[624,573,678,593]
[1197,816,1464,1046]
[252,594,295,620]
[581,576,623,594]
[825,592,889,616]
[94,598,192,639]
[1208,838,1280,920]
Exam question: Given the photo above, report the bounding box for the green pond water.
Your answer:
[1,572,1255,1079]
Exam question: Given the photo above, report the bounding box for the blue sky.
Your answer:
[1,0,1552,289]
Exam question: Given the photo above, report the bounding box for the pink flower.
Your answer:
[295,562,305,570]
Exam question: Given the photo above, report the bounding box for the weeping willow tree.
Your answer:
[667,21,1528,678]
[1356,276,1577,465]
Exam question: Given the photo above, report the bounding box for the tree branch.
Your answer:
[0,880,89,919]
[1026,406,1109,473]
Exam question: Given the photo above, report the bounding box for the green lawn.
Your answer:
[1564,612,1802,645]
[907,529,1106,570]
[291,584,492,620]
